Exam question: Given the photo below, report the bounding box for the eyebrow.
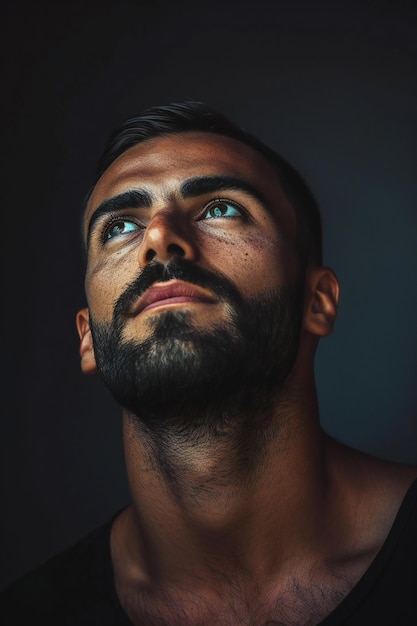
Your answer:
[86,189,152,246]
[86,175,268,246]
[180,175,268,206]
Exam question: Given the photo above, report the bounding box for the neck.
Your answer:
[119,373,332,582]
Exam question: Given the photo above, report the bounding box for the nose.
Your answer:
[137,209,198,265]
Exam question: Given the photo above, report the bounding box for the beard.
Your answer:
[89,258,305,437]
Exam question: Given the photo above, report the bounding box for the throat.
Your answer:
[125,401,287,509]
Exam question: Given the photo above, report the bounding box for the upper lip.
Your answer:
[131,280,217,315]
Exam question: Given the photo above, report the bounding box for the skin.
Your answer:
[76,132,417,625]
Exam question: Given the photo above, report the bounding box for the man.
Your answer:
[2,101,417,625]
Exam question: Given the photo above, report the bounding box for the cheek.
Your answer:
[85,256,135,321]
[206,231,293,297]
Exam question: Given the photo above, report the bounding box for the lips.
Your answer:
[131,280,217,315]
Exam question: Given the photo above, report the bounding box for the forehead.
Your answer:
[85,131,296,233]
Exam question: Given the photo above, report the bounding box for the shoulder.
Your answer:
[326,436,417,553]
[326,434,417,496]
[0,513,129,626]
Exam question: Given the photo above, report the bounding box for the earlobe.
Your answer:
[75,308,97,374]
[304,267,340,337]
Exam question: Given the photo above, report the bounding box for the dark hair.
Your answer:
[85,101,323,266]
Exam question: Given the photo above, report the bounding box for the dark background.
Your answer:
[1,0,416,591]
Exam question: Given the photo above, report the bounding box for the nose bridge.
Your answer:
[139,206,197,265]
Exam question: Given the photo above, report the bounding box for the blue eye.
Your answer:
[204,201,241,219]
[105,220,139,240]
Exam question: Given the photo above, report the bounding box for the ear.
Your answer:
[303,267,339,337]
[75,308,97,374]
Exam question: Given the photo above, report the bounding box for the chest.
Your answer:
[119,574,354,626]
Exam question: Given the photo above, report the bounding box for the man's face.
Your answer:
[82,132,304,427]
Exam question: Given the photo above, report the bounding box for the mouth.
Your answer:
[131,280,217,315]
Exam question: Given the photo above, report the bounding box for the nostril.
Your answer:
[145,249,157,263]
[142,242,189,265]
[167,243,185,257]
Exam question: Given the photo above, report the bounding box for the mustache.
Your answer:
[113,257,243,321]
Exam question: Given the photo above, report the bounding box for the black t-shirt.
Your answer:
[2,479,417,625]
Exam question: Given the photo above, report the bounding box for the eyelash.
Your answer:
[199,198,246,220]
[98,198,247,244]
[98,212,144,243]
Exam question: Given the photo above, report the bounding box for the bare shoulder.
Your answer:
[325,435,417,556]
[326,435,417,494]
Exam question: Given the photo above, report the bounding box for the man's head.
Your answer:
[76,102,338,434]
